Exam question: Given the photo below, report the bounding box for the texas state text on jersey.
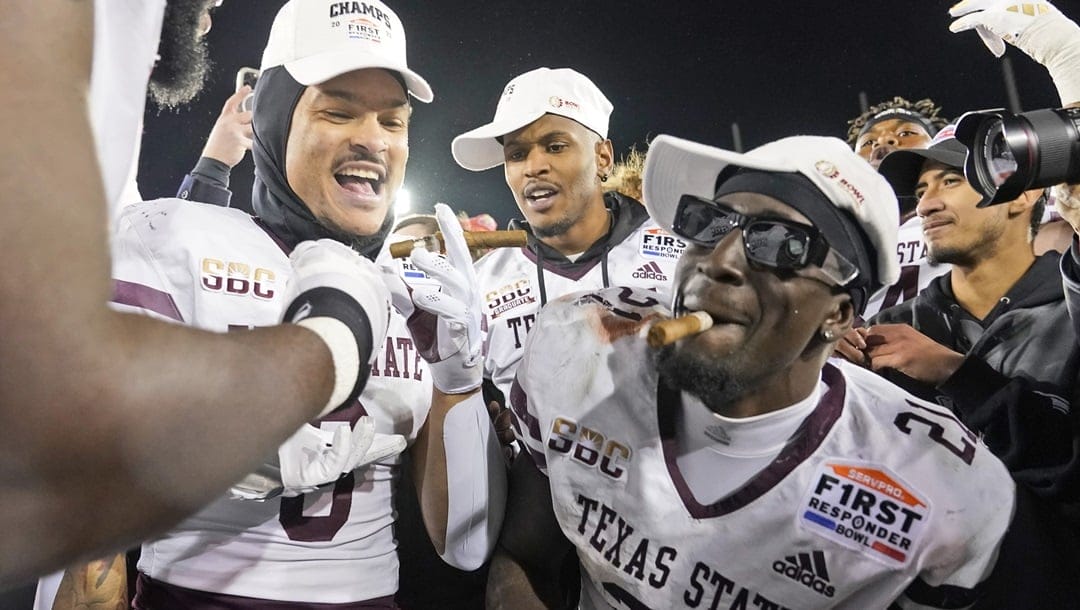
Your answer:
[510,286,1015,610]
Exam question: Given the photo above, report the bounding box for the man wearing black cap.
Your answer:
[849,131,1080,508]
[486,134,1065,608]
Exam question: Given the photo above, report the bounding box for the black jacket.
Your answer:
[872,253,1080,502]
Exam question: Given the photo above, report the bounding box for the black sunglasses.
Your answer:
[672,194,859,286]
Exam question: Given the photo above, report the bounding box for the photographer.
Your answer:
[845,131,1080,508]
[833,0,1080,504]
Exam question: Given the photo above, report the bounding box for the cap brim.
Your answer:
[878,147,967,198]
[450,110,549,171]
[284,50,433,103]
[643,135,799,231]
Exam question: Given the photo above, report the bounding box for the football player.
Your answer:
[488,134,1075,608]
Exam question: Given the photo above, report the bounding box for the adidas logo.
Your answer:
[772,551,834,598]
[632,261,668,281]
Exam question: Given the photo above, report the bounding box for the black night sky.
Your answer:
[137,0,1065,227]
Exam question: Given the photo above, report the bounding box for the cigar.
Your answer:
[389,230,528,259]
[647,311,714,348]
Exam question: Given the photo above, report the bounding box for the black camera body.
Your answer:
[954,106,1080,206]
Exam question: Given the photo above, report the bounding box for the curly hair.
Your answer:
[607,144,647,203]
[846,96,950,147]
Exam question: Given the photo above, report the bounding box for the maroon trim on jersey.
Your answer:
[509,377,547,470]
[111,279,184,322]
[519,247,602,281]
[134,573,399,609]
[253,216,293,255]
[406,309,439,360]
[658,363,846,519]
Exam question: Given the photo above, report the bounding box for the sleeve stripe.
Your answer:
[509,377,542,443]
[111,279,184,322]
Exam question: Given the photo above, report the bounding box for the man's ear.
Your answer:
[1006,188,1041,218]
[596,138,614,177]
[821,292,856,340]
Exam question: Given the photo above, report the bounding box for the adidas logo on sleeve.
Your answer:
[772,551,835,598]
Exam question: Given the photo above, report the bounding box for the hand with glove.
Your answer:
[949,0,1080,104]
[400,203,484,394]
[283,239,392,417]
[230,415,407,500]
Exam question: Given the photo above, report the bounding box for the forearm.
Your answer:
[0,309,334,585]
[412,389,507,570]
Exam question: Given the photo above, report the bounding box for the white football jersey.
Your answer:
[111,199,432,604]
[862,216,950,319]
[92,0,164,217]
[511,287,1015,610]
[478,219,683,400]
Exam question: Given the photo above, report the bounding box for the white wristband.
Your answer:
[296,316,361,418]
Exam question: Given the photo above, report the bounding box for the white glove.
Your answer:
[402,204,483,394]
[949,0,1080,103]
[284,239,392,417]
[229,416,407,500]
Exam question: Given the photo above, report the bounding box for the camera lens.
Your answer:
[983,121,1018,189]
[957,107,1080,205]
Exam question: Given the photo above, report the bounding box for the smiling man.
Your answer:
[844,133,1080,509]
[484,134,1076,608]
[451,67,683,413]
[92,1,506,607]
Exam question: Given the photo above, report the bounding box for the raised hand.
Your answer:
[949,0,1080,103]
[201,86,254,168]
[403,203,484,394]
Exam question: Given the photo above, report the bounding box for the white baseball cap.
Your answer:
[260,0,432,102]
[643,134,900,292]
[451,67,614,171]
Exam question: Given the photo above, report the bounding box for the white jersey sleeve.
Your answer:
[91,0,165,219]
[514,286,1016,609]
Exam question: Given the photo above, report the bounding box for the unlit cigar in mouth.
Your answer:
[389,230,528,259]
[647,311,714,348]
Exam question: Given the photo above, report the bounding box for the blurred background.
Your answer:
[138,0,1062,226]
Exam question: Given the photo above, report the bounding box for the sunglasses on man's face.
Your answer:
[672,195,860,287]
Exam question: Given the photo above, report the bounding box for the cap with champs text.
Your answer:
[260,0,432,102]
[643,134,900,294]
[451,67,613,171]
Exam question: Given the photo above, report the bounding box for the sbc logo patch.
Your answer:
[547,416,631,480]
[200,258,276,300]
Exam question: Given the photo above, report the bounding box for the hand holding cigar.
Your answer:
[389,230,528,259]
[647,311,714,348]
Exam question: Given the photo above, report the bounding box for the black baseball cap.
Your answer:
[877,126,968,198]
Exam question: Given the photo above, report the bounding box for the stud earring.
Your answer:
[822,329,836,341]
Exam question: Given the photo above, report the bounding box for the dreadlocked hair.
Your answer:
[845,96,950,146]
[607,144,647,203]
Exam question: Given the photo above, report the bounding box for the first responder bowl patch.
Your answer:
[798,461,930,567]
